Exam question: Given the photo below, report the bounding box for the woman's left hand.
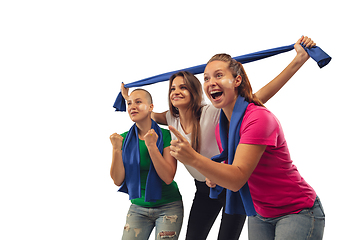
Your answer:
[294,36,316,60]
[205,178,217,188]
[169,126,198,165]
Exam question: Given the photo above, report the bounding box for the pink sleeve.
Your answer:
[239,108,280,147]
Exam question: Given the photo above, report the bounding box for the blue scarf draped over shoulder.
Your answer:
[118,120,163,202]
[210,96,256,216]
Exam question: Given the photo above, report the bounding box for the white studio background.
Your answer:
[0,1,358,239]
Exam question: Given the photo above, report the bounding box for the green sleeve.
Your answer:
[161,128,171,148]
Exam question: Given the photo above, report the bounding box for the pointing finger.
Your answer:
[169,125,187,142]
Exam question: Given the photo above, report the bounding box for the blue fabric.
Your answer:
[113,43,331,112]
[300,44,331,68]
[210,96,256,216]
[118,119,163,202]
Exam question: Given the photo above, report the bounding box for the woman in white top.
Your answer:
[122,36,316,240]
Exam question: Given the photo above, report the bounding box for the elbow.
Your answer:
[110,173,124,187]
[164,181,172,185]
[228,181,246,192]
[164,177,174,185]
[163,174,175,185]
[229,186,242,192]
[113,179,123,187]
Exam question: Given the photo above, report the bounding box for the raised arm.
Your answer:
[109,133,125,186]
[255,36,316,104]
[121,82,169,125]
[144,129,177,185]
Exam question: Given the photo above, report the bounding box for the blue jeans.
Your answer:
[248,197,325,240]
[122,200,184,240]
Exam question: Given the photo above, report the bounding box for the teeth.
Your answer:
[210,90,223,100]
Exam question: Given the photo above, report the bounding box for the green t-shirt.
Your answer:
[121,128,182,207]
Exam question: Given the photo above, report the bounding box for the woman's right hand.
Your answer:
[121,82,129,101]
[110,133,123,150]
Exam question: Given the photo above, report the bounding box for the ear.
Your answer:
[149,103,154,112]
[234,75,242,88]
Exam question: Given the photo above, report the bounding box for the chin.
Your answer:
[211,101,224,109]
[172,102,187,109]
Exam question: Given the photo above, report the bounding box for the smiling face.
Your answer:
[203,60,241,110]
[127,90,153,123]
[169,76,191,110]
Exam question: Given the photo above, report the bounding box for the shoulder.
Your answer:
[201,104,221,124]
[160,127,171,136]
[120,131,129,139]
[201,104,220,116]
[160,127,171,147]
[165,111,178,126]
[243,104,279,127]
[240,104,281,146]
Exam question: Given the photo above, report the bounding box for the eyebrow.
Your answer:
[204,69,223,76]
[171,83,187,87]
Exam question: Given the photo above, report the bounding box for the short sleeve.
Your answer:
[161,128,171,148]
[239,108,279,147]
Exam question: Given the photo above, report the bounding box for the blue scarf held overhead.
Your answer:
[113,43,331,112]
[210,96,256,216]
[118,120,164,202]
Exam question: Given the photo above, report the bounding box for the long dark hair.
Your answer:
[168,71,203,152]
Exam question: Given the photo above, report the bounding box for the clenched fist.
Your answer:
[144,129,158,148]
[110,133,123,150]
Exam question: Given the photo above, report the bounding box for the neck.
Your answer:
[222,96,238,122]
[136,117,152,139]
[178,107,193,134]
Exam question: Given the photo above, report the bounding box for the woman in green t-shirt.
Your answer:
[110,89,183,240]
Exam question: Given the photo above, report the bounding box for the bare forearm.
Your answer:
[189,144,266,192]
[255,52,309,104]
[191,153,247,192]
[147,146,175,185]
[110,148,125,186]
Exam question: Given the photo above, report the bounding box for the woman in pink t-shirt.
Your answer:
[169,52,325,239]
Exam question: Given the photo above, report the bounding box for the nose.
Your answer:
[172,87,180,95]
[206,76,217,86]
[128,104,136,111]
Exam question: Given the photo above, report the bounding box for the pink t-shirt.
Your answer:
[215,103,316,218]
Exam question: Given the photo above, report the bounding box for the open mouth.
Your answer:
[210,90,223,100]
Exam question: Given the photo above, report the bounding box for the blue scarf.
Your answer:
[210,96,256,216]
[118,120,163,202]
[113,43,331,112]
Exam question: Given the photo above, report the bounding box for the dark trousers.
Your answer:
[185,179,246,240]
